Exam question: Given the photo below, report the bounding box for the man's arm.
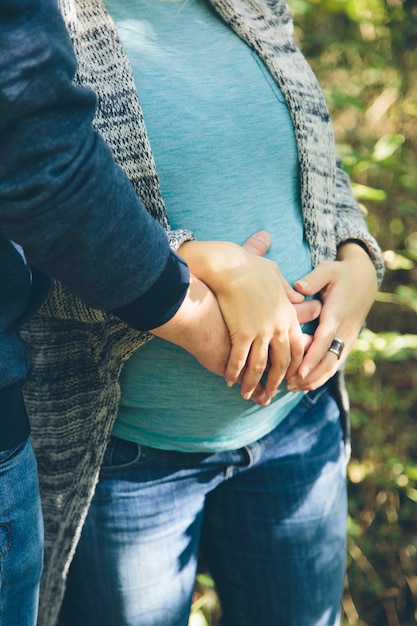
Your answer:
[0,0,188,329]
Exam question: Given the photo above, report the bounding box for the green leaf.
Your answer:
[372,134,405,162]
[352,183,386,201]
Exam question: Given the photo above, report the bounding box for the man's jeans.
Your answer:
[0,438,43,626]
[63,385,347,626]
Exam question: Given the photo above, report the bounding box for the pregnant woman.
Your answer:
[21,0,384,625]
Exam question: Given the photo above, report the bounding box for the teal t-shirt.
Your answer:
[106,0,314,452]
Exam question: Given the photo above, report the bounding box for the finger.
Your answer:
[293,299,322,325]
[302,333,314,352]
[298,324,338,380]
[290,344,344,392]
[285,308,339,385]
[241,231,271,256]
[262,333,313,399]
[284,282,305,304]
[239,337,270,400]
[250,382,272,407]
[283,327,305,383]
[287,329,345,391]
[289,362,336,393]
[294,263,333,297]
[224,339,253,387]
[275,270,306,303]
[261,334,293,398]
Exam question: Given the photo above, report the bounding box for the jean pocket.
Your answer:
[301,383,330,408]
[0,441,24,465]
[101,436,141,470]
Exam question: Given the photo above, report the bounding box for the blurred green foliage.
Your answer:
[290,0,417,623]
[191,0,417,623]
[291,0,417,623]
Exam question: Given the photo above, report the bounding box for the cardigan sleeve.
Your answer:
[333,158,385,286]
[0,0,190,330]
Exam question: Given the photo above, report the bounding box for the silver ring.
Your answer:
[328,337,344,360]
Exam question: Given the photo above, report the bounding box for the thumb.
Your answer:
[241,231,271,256]
[294,263,331,296]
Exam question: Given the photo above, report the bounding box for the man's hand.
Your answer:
[150,272,231,379]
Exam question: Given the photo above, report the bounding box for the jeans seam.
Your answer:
[0,524,12,558]
[0,442,24,465]
[301,384,329,408]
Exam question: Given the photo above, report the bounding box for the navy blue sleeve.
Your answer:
[0,0,189,328]
[111,251,190,331]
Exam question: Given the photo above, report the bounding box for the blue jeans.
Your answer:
[0,438,43,626]
[62,385,347,626]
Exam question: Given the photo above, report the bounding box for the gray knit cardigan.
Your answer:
[21,1,384,624]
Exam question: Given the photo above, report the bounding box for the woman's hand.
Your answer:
[286,242,378,392]
[178,232,321,402]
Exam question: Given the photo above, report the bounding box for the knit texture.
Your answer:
[21,1,384,624]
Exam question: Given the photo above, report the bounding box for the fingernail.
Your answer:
[286,379,301,391]
[253,233,269,245]
[226,380,234,388]
[242,391,251,400]
[269,389,278,398]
